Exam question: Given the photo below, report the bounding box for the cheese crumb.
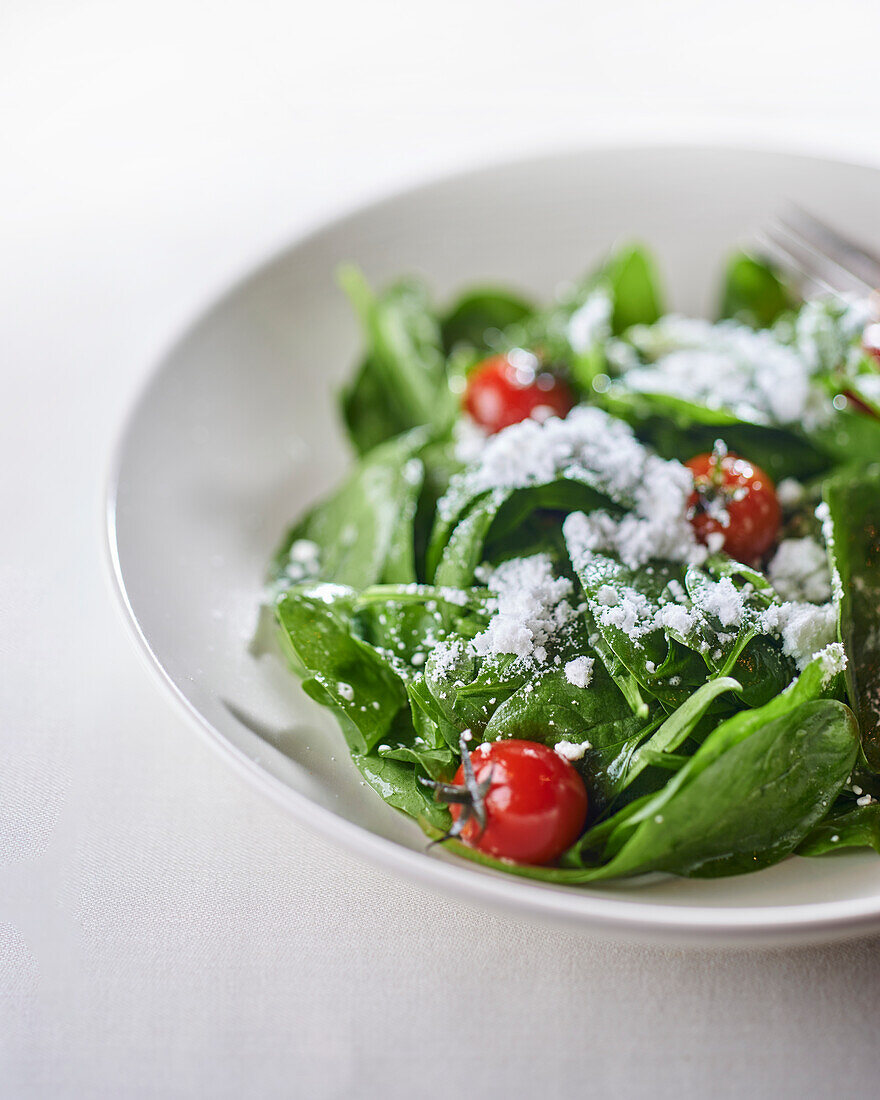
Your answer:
[768,537,833,604]
[760,601,838,669]
[564,656,594,689]
[567,288,612,352]
[613,316,815,426]
[450,406,704,570]
[554,739,591,761]
[471,554,575,665]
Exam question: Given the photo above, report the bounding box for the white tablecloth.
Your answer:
[4,1,880,1094]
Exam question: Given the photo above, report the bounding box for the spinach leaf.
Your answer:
[497,244,661,368]
[566,550,708,707]
[482,660,656,815]
[719,252,795,329]
[353,754,452,831]
[338,267,454,453]
[275,591,407,754]
[430,479,607,587]
[270,429,427,590]
[423,645,527,742]
[441,288,534,352]
[823,466,880,770]
[798,801,880,856]
[589,654,843,854]
[587,698,857,879]
[351,583,486,676]
[605,244,664,334]
[621,676,741,790]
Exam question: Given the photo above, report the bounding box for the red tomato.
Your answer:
[463,351,574,435]
[446,739,588,865]
[686,449,781,563]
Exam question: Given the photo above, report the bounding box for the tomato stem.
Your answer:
[419,732,494,845]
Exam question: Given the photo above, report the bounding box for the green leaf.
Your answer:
[622,676,741,789]
[270,429,427,590]
[423,645,526,742]
[719,252,795,329]
[353,754,452,830]
[798,800,880,856]
[275,591,407,754]
[823,466,880,770]
[588,699,858,879]
[483,656,660,815]
[338,267,453,453]
[441,288,534,352]
[605,244,664,333]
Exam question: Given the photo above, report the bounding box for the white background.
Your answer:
[4,1,880,1095]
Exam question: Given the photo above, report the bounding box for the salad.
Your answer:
[264,244,880,883]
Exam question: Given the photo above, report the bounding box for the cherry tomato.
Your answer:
[686,448,781,563]
[463,351,574,435]
[447,739,588,865]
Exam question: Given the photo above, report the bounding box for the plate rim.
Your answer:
[105,139,880,945]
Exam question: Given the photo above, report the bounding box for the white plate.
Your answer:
[107,144,880,946]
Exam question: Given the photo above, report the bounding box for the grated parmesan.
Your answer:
[446,407,704,569]
[759,600,838,670]
[564,656,594,689]
[613,316,814,425]
[768,537,833,604]
[554,739,591,761]
[567,288,613,352]
[471,554,576,664]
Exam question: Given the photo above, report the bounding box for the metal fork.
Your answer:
[755,207,880,318]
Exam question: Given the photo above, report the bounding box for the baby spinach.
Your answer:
[719,252,795,329]
[585,699,858,879]
[823,466,880,770]
[441,288,534,352]
[353,754,452,831]
[339,268,454,453]
[798,801,880,856]
[275,590,408,754]
[270,428,428,590]
[605,244,664,334]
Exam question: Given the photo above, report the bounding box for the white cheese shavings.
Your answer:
[554,739,591,762]
[768,537,833,604]
[614,316,812,425]
[564,656,594,689]
[449,407,703,569]
[430,637,464,679]
[699,576,744,628]
[817,642,847,683]
[776,478,805,509]
[452,415,488,463]
[567,288,613,353]
[471,554,575,665]
[591,583,657,638]
[285,539,321,583]
[759,601,838,670]
[815,501,844,602]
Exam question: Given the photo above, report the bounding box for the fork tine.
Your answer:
[786,207,880,288]
[767,220,875,297]
[752,229,838,299]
